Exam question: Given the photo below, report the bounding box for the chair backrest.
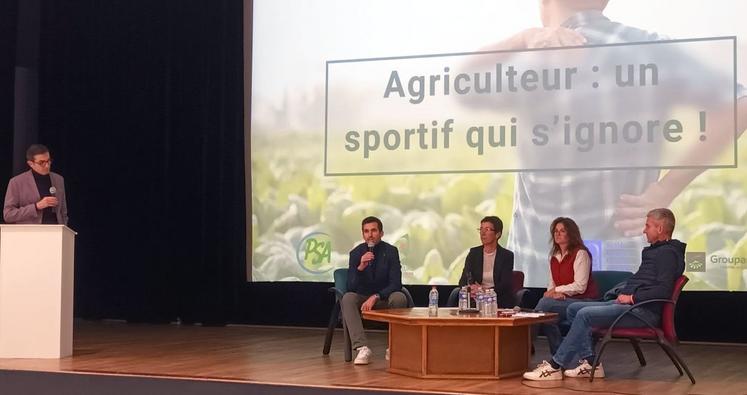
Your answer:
[511,271,524,294]
[333,268,348,294]
[591,270,634,296]
[662,275,688,344]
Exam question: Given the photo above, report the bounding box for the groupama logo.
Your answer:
[685,252,706,272]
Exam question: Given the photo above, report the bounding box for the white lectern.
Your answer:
[0,224,76,358]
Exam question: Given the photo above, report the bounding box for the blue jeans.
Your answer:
[552,300,660,368]
[532,297,583,354]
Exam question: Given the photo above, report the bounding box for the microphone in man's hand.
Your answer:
[366,242,375,268]
[49,186,57,212]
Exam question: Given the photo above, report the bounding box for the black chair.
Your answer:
[446,270,529,308]
[322,268,414,362]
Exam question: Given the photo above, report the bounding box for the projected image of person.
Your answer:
[458,216,515,308]
[4,144,69,225]
[523,208,685,381]
[341,216,407,365]
[466,0,747,287]
[531,217,598,355]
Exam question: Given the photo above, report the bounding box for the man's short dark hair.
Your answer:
[26,144,50,161]
[361,216,383,232]
[481,216,503,235]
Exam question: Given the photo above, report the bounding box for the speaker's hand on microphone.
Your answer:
[357,252,375,271]
[35,196,59,210]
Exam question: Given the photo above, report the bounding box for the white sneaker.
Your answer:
[523,360,563,381]
[385,347,390,361]
[564,359,605,378]
[354,346,372,365]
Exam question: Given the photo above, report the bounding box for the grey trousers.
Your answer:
[341,291,407,350]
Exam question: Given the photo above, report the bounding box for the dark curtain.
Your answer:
[34,0,245,324]
[0,0,18,197]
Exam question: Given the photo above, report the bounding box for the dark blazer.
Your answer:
[3,170,68,225]
[347,240,402,300]
[459,244,514,308]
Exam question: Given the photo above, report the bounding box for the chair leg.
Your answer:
[659,343,695,384]
[343,319,353,362]
[590,339,610,382]
[657,341,683,376]
[322,302,340,355]
[629,338,647,366]
[670,348,696,385]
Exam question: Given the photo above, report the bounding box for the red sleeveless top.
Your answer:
[550,248,599,299]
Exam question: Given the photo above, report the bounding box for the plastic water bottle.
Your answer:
[428,286,439,316]
[477,288,485,315]
[487,289,497,317]
[491,289,499,315]
[458,286,469,311]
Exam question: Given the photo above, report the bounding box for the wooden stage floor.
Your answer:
[0,320,745,394]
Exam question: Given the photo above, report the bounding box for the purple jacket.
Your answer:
[3,170,68,225]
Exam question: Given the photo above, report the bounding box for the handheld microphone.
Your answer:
[49,186,57,213]
[366,242,375,273]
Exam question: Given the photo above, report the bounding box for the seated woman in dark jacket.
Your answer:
[458,216,514,308]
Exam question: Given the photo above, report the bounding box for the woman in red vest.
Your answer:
[532,217,599,354]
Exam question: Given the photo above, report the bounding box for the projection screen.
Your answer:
[247,0,747,291]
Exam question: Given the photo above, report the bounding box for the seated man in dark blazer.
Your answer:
[4,144,68,225]
[341,216,407,365]
[459,216,515,308]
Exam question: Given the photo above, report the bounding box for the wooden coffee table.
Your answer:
[362,307,557,379]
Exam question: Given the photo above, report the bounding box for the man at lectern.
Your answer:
[341,216,407,365]
[3,144,68,225]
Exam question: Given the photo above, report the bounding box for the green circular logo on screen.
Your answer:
[296,232,334,274]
